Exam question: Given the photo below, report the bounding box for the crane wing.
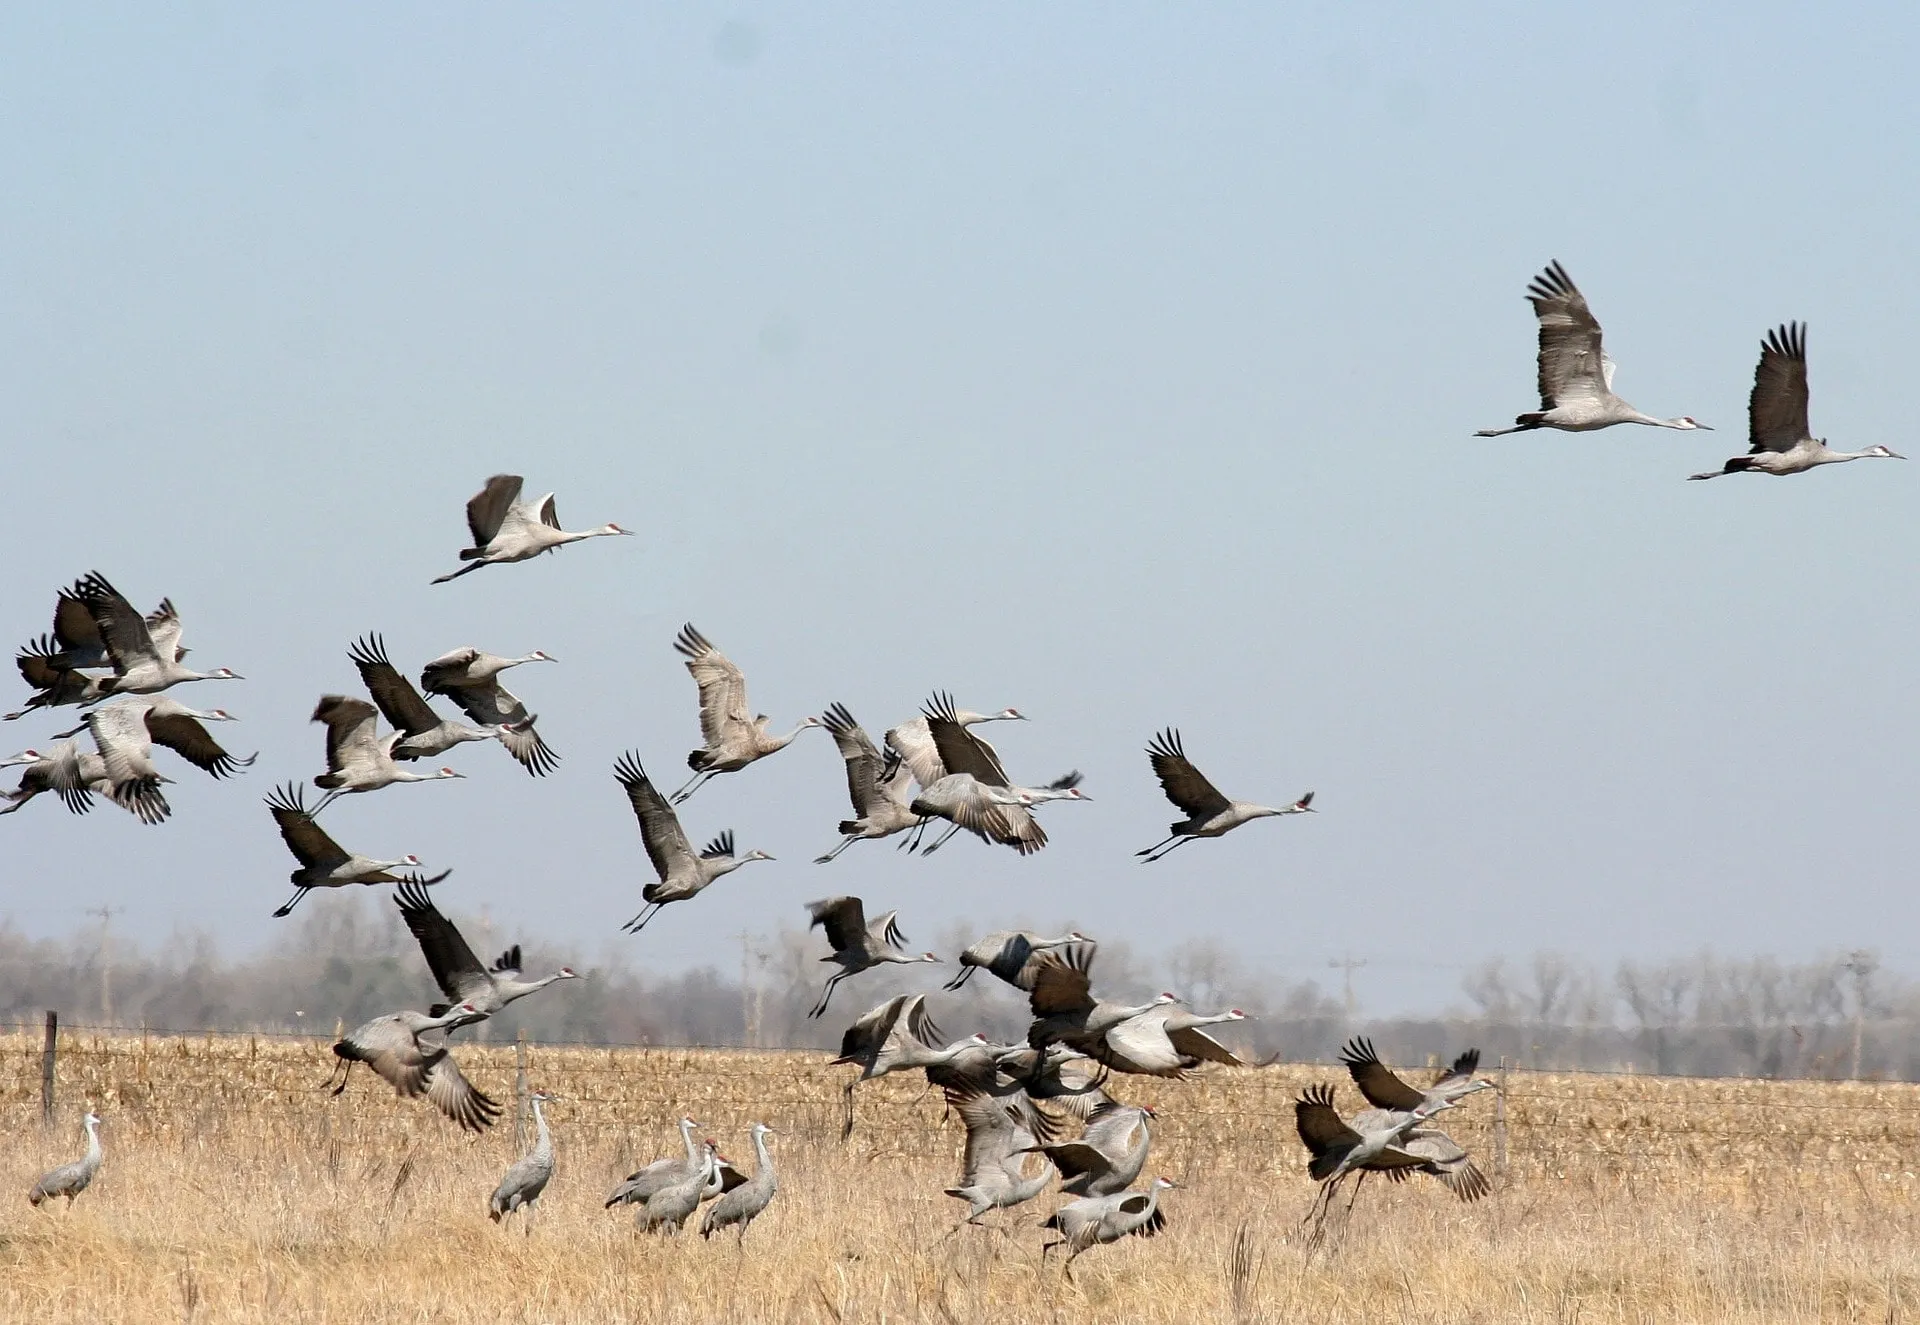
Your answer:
[1145,729,1231,819]
[1027,943,1096,1015]
[924,692,1008,785]
[465,475,523,549]
[614,753,694,881]
[85,701,154,787]
[1094,1010,1187,1077]
[1526,260,1608,411]
[418,647,480,694]
[51,591,104,657]
[537,493,560,530]
[349,635,443,735]
[144,711,254,778]
[264,784,348,869]
[311,695,382,773]
[883,716,947,789]
[945,1085,1027,1186]
[422,1049,501,1132]
[1167,1025,1243,1067]
[74,572,159,673]
[443,682,559,775]
[1294,1083,1362,1160]
[674,624,751,746]
[144,599,186,663]
[394,880,492,1005]
[806,896,868,952]
[900,994,941,1049]
[1748,321,1812,454]
[822,703,889,814]
[1432,1047,1481,1090]
[1339,1037,1426,1111]
[344,1017,431,1096]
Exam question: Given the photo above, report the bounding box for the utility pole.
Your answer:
[1845,950,1878,1080]
[1328,953,1366,1024]
[86,906,122,1026]
[737,930,754,1047]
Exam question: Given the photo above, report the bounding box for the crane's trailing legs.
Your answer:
[622,903,664,935]
[1137,835,1199,864]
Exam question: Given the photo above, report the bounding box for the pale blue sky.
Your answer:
[4,5,1916,1015]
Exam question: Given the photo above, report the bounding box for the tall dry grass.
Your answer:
[5,1029,1920,1322]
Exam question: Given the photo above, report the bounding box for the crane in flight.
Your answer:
[431,474,632,583]
[1136,728,1313,862]
[1689,322,1905,479]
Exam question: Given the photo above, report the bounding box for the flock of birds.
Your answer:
[14,262,1904,1267]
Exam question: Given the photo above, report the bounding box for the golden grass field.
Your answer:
[7,1029,1920,1323]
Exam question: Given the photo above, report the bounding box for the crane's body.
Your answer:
[432,474,632,583]
[945,929,1086,992]
[805,895,939,1018]
[489,1091,555,1228]
[614,753,770,934]
[1021,1102,1153,1197]
[1024,942,1181,1051]
[309,695,463,813]
[417,647,559,775]
[1041,1176,1177,1279]
[69,573,243,696]
[329,1002,501,1132]
[1,741,171,823]
[814,703,921,862]
[636,1142,717,1234]
[29,1112,103,1208]
[1137,729,1313,862]
[668,624,819,804]
[701,1124,779,1240]
[395,880,579,1017]
[1085,1006,1249,1078]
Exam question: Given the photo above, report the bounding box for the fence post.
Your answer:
[41,1010,58,1126]
[1493,1053,1509,1186]
[514,1030,530,1152]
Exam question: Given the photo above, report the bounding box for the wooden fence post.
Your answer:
[1493,1053,1509,1185]
[514,1030,530,1151]
[41,1010,58,1126]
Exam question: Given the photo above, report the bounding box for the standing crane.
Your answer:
[613,753,772,934]
[1136,729,1313,862]
[1690,322,1905,479]
[431,473,633,583]
[635,1141,719,1234]
[1041,1176,1178,1280]
[28,1111,103,1208]
[813,703,920,862]
[309,695,465,813]
[941,1083,1054,1227]
[1019,1101,1154,1197]
[605,1117,704,1209]
[701,1123,779,1240]
[804,895,940,1018]
[1475,260,1710,436]
[264,783,444,917]
[394,879,580,1017]
[489,1090,555,1231]
[417,646,559,775]
[70,572,243,695]
[328,1001,501,1131]
[945,929,1088,992]
[668,624,820,804]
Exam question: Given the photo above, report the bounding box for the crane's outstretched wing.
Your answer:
[1748,321,1811,454]
[615,753,693,880]
[465,475,523,549]
[1294,1083,1361,1178]
[1145,730,1231,819]
[442,682,559,775]
[1526,260,1608,411]
[1027,943,1097,1016]
[1339,1037,1426,1111]
[74,572,160,674]
[350,635,443,737]
[823,703,890,814]
[145,711,255,778]
[806,896,869,952]
[674,625,751,746]
[311,695,382,773]
[924,692,1009,785]
[422,1050,502,1131]
[1431,1047,1481,1090]
[265,783,348,870]
[395,880,492,1005]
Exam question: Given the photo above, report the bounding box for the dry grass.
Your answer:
[6,1029,1920,1322]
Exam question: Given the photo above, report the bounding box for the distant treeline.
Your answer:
[0,901,1907,1080]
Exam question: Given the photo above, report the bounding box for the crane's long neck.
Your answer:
[765,722,812,753]
[82,1119,102,1167]
[530,1098,551,1157]
[751,1128,773,1175]
[680,1120,701,1165]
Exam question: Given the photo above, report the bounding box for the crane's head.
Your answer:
[917,952,941,963]
[601,523,637,536]
[1868,445,1906,459]
[744,849,775,863]
[992,708,1027,722]
[753,1122,776,1136]
[1140,1104,1157,1119]
[1290,791,1317,814]
[554,966,582,980]
[1,749,41,767]
[1223,1009,1249,1021]
[197,709,239,722]
[528,650,559,663]
[207,668,244,680]
[1152,1176,1181,1190]
[83,1110,102,1126]
[400,854,423,867]
[1155,991,1182,1007]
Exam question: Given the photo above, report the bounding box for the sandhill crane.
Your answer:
[1,741,171,823]
[804,895,940,1018]
[417,647,558,775]
[309,695,464,813]
[1024,942,1180,1052]
[1136,729,1313,862]
[348,635,513,762]
[395,879,580,1017]
[1086,1006,1250,1078]
[945,929,1088,992]
[1348,1108,1490,1202]
[1690,322,1905,480]
[490,1090,555,1230]
[668,625,819,804]
[832,994,989,1138]
[71,573,242,695]
[924,1038,1067,1146]
[1339,1038,1494,1113]
[701,1123,779,1240]
[613,753,771,934]
[1020,1101,1153,1197]
[636,1141,719,1234]
[73,697,255,803]
[431,473,633,583]
[1292,1083,1452,1230]
[994,1043,1117,1121]
[904,693,1073,855]
[1475,260,1710,437]
[5,581,181,720]
[942,1083,1054,1226]
[264,783,444,916]
[605,1117,703,1208]
[329,1001,500,1131]
[1041,1176,1177,1280]
[885,706,1025,789]
[814,703,921,862]
[28,1112,102,1208]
